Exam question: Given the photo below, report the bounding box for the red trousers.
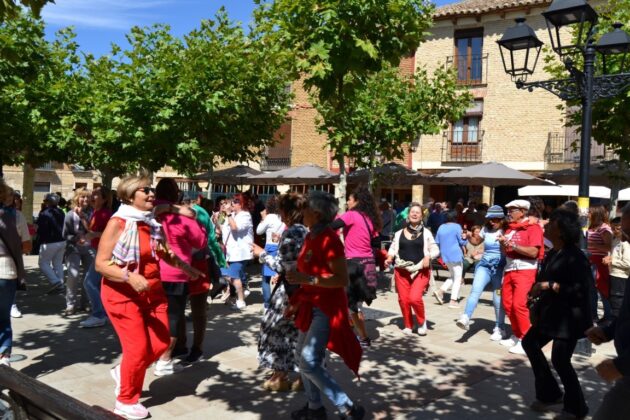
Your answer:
[590,255,610,299]
[102,279,170,404]
[502,269,536,339]
[394,268,430,329]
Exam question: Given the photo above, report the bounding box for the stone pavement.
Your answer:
[7,256,617,419]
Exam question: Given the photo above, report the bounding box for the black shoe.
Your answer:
[339,405,365,420]
[359,337,371,349]
[172,346,188,359]
[46,282,65,295]
[291,404,327,420]
[184,347,203,364]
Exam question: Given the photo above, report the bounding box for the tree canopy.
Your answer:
[0,0,52,21]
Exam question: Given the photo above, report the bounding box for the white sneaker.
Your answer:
[401,328,413,335]
[110,364,121,397]
[114,400,149,419]
[455,314,469,331]
[10,304,22,318]
[154,359,184,376]
[0,357,10,367]
[79,316,107,328]
[500,335,518,347]
[417,321,428,336]
[509,340,527,355]
[231,300,247,310]
[243,288,251,298]
[490,327,506,341]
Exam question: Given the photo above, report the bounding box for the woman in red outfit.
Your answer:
[95,176,201,420]
[287,191,365,420]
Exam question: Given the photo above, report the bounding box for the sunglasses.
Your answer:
[136,187,156,194]
[232,199,241,204]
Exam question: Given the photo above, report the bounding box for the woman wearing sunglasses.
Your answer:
[456,205,508,341]
[385,202,439,336]
[95,176,202,419]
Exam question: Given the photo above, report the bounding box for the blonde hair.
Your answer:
[71,188,91,207]
[117,176,150,204]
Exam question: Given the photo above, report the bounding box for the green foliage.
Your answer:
[545,0,630,162]
[0,12,80,167]
[314,65,472,168]
[0,0,52,21]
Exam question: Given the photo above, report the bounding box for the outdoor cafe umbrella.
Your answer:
[434,162,553,203]
[348,162,427,186]
[247,163,339,186]
[192,164,262,184]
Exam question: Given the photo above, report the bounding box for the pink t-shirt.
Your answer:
[158,208,207,282]
[338,210,375,259]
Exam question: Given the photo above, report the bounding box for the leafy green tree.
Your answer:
[314,65,471,187]
[257,0,468,208]
[0,0,52,21]
[0,12,80,219]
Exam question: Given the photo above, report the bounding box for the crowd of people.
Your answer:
[1,175,630,420]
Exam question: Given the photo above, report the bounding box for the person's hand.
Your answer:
[271,274,280,286]
[602,255,612,266]
[529,282,544,298]
[585,326,609,345]
[260,209,267,219]
[596,359,623,382]
[128,272,150,293]
[384,258,393,269]
[182,263,205,281]
[286,270,309,285]
[252,243,265,257]
[422,255,430,268]
[497,235,507,245]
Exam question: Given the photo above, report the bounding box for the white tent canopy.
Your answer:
[618,188,630,201]
[518,184,611,199]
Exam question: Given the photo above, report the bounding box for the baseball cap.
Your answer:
[44,193,60,205]
[505,199,531,210]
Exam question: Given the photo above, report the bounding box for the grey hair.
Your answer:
[307,190,339,224]
[622,203,630,218]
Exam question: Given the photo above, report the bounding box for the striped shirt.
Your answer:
[587,224,612,257]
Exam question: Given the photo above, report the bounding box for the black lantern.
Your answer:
[596,23,630,73]
[542,0,598,56]
[497,18,543,80]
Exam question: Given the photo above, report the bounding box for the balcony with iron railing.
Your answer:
[446,53,489,86]
[545,132,617,168]
[260,147,291,171]
[441,129,485,163]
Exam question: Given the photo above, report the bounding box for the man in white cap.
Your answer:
[498,199,544,355]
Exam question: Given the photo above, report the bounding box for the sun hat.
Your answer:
[486,205,505,219]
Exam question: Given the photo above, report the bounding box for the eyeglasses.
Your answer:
[232,199,241,204]
[507,208,523,213]
[136,187,155,195]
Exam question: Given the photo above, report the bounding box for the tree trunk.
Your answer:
[22,164,35,223]
[337,155,347,213]
[99,167,115,189]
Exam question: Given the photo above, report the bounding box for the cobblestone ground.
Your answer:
[7,256,615,419]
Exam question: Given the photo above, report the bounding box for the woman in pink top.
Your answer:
[587,206,613,322]
[154,178,207,376]
[330,187,381,348]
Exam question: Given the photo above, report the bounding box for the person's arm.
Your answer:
[329,218,346,230]
[457,226,468,247]
[286,256,349,288]
[615,242,630,271]
[425,230,440,259]
[256,215,269,236]
[228,212,252,233]
[95,219,150,292]
[154,203,196,219]
[62,212,78,242]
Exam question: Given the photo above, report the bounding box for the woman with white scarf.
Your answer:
[95,176,201,420]
[385,203,440,336]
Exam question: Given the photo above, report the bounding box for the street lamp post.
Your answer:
[497,0,630,223]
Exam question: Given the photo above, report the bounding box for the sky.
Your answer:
[41,0,458,57]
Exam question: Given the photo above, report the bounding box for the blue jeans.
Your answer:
[296,307,353,411]
[590,264,612,320]
[262,276,272,309]
[84,261,106,319]
[464,259,506,329]
[0,279,17,356]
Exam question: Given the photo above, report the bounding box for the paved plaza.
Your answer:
[7,256,616,419]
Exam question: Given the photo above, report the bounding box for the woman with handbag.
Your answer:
[385,202,439,336]
[329,187,382,348]
[522,208,592,419]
